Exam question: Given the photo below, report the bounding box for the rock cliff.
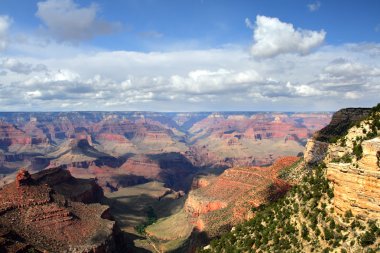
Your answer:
[327,138,380,220]
[202,104,380,253]
[314,108,371,143]
[0,168,120,252]
[184,157,299,236]
[305,106,380,220]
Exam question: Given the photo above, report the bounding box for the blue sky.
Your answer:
[3,0,380,50]
[0,0,379,111]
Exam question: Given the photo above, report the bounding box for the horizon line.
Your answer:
[0,110,338,113]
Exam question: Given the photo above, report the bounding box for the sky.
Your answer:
[0,0,379,112]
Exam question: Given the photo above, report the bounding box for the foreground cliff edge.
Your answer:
[0,168,124,253]
[202,104,380,253]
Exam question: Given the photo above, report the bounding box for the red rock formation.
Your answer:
[185,157,299,236]
[188,113,331,167]
[0,112,331,193]
[15,168,32,188]
[0,121,32,148]
[0,168,119,252]
[119,155,162,179]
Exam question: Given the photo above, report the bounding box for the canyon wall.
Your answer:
[305,107,380,220]
[0,111,331,193]
[0,168,120,252]
[327,137,380,219]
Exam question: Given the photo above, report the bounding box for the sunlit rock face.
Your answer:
[304,139,329,165]
[184,157,299,236]
[327,138,380,220]
[301,105,380,220]
[360,137,380,171]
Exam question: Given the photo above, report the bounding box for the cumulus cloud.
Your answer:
[248,15,326,58]
[170,69,262,94]
[286,82,324,97]
[323,58,380,80]
[36,0,120,42]
[1,58,47,74]
[344,91,361,100]
[307,1,321,12]
[0,15,11,51]
[0,33,379,111]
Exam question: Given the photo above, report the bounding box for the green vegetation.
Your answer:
[328,136,340,144]
[360,220,380,247]
[200,162,379,252]
[278,157,303,180]
[332,153,352,163]
[351,104,380,159]
[134,206,158,235]
[326,103,380,144]
[353,142,363,160]
[199,105,380,252]
[330,103,380,162]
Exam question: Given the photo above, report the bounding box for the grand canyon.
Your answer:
[1,106,379,253]
[1,1,380,252]
[0,111,333,251]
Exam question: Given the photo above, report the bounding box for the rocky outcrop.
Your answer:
[304,106,380,220]
[304,139,329,165]
[327,138,380,219]
[185,157,299,236]
[0,168,119,252]
[314,108,371,142]
[304,108,373,166]
[359,137,380,170]
[191,174,216,190]
[32,167,104,203]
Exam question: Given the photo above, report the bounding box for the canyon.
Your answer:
[202,105,380,253]
[0,111,331,190]
[0,111,332,252]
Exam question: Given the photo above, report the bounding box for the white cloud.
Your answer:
[0,25,379,111]
[170,68,261,94]
[36,0,120,42]
[25,90,43,99]
[286,82,324,97]
[0,15,11,51]
[249,15,326,58]
[1,58,47,74]
[324,58,380,79]
[307,1,321,12]
[344,91,361,99]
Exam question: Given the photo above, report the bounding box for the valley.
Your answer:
[0,111,332,252]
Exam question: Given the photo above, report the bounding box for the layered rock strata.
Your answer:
[185,157,299,236]
[327,138,380,219]
[0,168,118,252]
